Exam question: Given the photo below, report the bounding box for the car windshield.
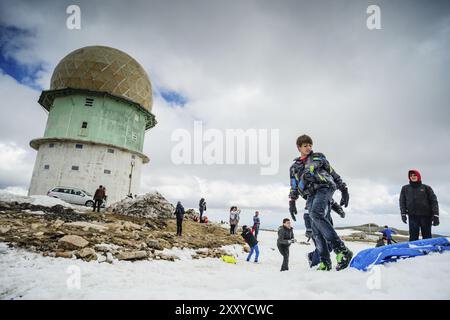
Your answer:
[83,190,92,196]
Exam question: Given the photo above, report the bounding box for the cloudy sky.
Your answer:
[0,0,449,232]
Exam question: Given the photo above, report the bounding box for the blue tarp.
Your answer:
[350,237,450,271]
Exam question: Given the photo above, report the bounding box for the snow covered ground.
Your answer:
[1,229,450,300]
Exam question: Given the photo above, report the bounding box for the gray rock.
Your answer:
[116,250,148,261]
[107,192,175,219]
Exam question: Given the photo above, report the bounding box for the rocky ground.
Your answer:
[0,192,245,264]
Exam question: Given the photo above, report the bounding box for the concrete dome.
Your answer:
[50,46,153,111]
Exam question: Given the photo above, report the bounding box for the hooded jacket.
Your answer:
[399,170,439,217]
[174,202,185,220]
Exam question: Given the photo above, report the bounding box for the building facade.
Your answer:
[28,46,156,204]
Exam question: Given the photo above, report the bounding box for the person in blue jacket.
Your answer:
[381,225,397,245]
[289,134,352,271]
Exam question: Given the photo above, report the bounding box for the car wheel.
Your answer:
[85,200,94,207]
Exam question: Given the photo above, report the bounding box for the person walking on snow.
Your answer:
[289,134,353,271]
[229,206,240,235]
[241,225,259,263]
[304,198,346,268]
[277,218,295,271]
[93,185,105,212]
[174,201,185,236]
[381,225,397,245]
[199,198,207,223]
[252,211,261,239]
[400,170,439,241]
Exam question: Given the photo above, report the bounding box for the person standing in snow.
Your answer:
[289,134,353,271]
[229,206,240,235]
[93,185,105,212]
[174,201,185,236]
[400,170,439,241]
[241,225,259,263]
[199,198,207,223]
[252,211,261,239]
[277,218,295,271]
[381,225,397,245]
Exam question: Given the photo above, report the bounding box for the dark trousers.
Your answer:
[176,219,183,236]
[199,209,204,222]
[308,188,344,264]
[230,224,237,234]
[93,199,103,212]
[409,215,432,241]
[277,244,290,271]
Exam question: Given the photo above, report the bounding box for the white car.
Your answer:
[47,187,104,207]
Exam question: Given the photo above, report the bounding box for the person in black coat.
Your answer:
[199,198,207,223]
[399,169,439,241]
[277,218,295,271]
[174,201,185,236]
[241,225,259,263]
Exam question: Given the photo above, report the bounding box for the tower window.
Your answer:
[75,144,83,149]
[107,148,114,154]
[134,114,139,122]
[131,132,137,142]
[44,164,50,170]
[85,97,94,107]
[71,165,79,171]
[49,143,54,148]
[104,169,111,174]
[81,122,88,128]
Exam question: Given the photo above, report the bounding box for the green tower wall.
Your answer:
[43,94,147,152]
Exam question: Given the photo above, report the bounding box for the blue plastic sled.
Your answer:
[350,237,450,271]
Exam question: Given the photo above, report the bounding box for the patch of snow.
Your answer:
[1,230,449,299]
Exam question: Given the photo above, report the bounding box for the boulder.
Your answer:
[55,251,73,259]
[146,239,163,250]
[107,192,175,219]
[58,235,89,250]
[116,250,148,261]
[0,226,11,234]
[76,248,97,262]
[106,252,114,264]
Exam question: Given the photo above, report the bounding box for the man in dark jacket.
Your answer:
[277,218,295,271]
[174,201,185,236]
[93,185,105,212]
[199,198,206,223]
[289,134,352,271]
[241,225,259,263]
[400,169,439,241]
[252,211,261,239]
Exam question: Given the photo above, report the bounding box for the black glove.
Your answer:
[305,229,313,241]
[331,201,345,218]
[340,185,349,208]
[289,200,297,221]
[433,215,440,226]
[401,214,407,224]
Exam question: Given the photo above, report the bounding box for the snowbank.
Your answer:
[1,230,449,299]
[0,191,74,209]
